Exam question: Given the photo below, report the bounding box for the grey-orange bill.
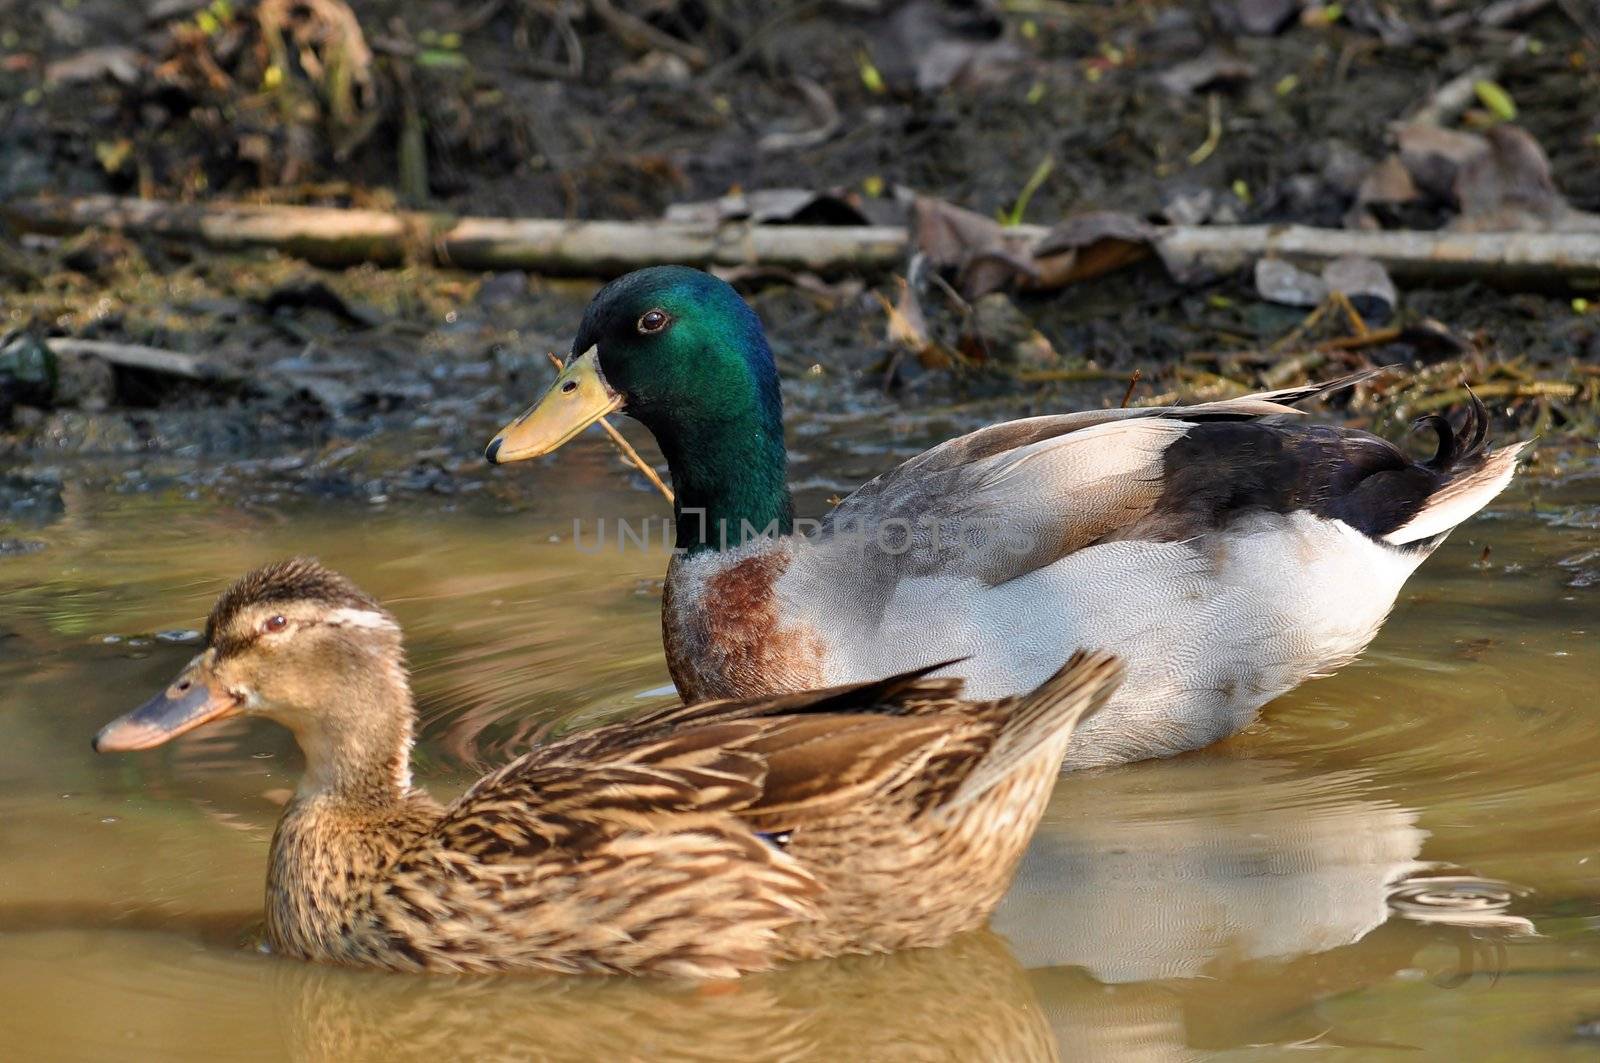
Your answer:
[93,663,239,752]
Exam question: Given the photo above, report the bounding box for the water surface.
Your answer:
[0,431,1595,1061]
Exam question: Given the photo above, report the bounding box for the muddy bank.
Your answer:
[0,247,1592,529]
[5,1,1598,222]
[0,1,1597,517]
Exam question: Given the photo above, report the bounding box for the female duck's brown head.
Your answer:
[94,558,414,794]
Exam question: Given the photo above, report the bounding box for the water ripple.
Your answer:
[1387,870,1536,934]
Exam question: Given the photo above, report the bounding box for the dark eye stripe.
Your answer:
[210,615,342,658]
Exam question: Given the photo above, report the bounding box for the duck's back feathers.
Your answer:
[944,649,1122,810]
[1131,386,1519,552]
[369,736,819,977]
[820,372,1507,576]
[629,660,966,731]
[848,370,1377,492]
[714,379,1529,767]
[810,377,1398,594]
[347,652,1123,975]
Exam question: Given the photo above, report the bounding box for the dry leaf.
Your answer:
[1030,211,1156,289]
[910,195,1037,298]
[1356,154,1421,208]
[44,46,143,86]
[1157,50,1254,96]
[1395,123,1488,200]
[877,275,955,369]
[871,0,1021,95]
[1451,125,1600,232]
[1231,0,1301,35]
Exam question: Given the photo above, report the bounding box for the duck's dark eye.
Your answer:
[561,380,578,393]
[637,309,671,334]
[262,615,288,633]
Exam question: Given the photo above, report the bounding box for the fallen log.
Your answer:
[1156,225,1600,289]
[2,195,909,275]
[6,195,1600,289]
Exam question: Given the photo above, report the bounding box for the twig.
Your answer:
[1269,300,1332,353]
[1186,93,1222,167]
[393,61,428,206]
[523,0,583,80]
[1156,224,1600,289]
[0,231,39,287]
[1322,325,1403,350]
[1557,0,1600,46]
[926,266,973,318]
[703,0,828,85]
[757,76,841,154]
[1210,326,1405,379]
[589,0,707,70]
[453,0,506,34]
[1010,367,1135,383]
[2,195,909,275]
[1479,0,1553,28]
[1404,380,1580,414]
[1120,368,1142,408]
[1406,63,1499,128]
[1262,349,1330,389]
[1329,289,1369,336]
[544,352,674,504]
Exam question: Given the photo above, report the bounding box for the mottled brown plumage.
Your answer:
[95,558,1124,977]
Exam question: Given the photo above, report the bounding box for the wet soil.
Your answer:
[0,0,1597,501]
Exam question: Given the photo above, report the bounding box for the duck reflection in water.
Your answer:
[269,930,1055,1063]
[998,754,1532,1058]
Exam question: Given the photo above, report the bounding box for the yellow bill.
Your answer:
[484,347,622,465]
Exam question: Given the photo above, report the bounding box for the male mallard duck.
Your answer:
[93,558,1122,977]
[485,266,1529,769]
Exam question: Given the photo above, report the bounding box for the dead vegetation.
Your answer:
[1,0,1598,459]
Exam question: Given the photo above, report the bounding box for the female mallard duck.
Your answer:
[93,558,1122,977]
[485,266,1528,769]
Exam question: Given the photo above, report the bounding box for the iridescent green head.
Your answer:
[486,266,792,552]
[572,266,784,442]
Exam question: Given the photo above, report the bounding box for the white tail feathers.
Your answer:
[1383,441,1530,546]
[946,649,1124,809]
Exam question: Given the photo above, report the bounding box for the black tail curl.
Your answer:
[1414,387,1490,474]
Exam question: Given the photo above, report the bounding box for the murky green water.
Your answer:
[1,428,1596,1061]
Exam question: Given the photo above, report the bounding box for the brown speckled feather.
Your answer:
[275,649,1122,976]
[331,733,819,977]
